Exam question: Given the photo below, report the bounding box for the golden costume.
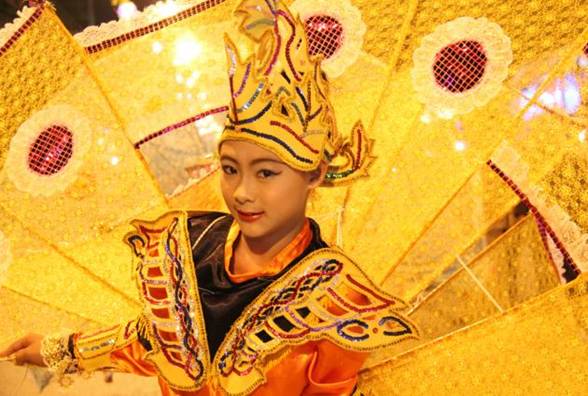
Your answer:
[2,0,588,394]
[56,212,417,395]
[39,1,417,394]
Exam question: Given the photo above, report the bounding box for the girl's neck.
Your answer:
[233,217,307,275]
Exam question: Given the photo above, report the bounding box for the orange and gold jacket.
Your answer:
[70,211,418,395]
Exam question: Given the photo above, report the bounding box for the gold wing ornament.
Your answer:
[214,247,417,395]
[1,0,588,394]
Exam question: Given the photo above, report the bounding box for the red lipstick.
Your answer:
[237,210,264,222]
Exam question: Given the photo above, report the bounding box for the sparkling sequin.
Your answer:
[227,46,237,77]
[233,101,272,125]
[78,338,115,353]
[237,82,265,113]
[233,63,251,97]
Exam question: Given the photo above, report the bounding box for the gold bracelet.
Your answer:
[40,334,79,386]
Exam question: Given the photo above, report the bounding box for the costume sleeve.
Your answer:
[252,284,371,396]
[70,316,157,376]
[299,284,371,394]
[302,341,367,395]
[252,341,367,396]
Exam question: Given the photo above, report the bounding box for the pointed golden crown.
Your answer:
[221,0,373,185]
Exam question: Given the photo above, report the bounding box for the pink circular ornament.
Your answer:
[433,40,488,93]
[304,15,344,59]
[28,125,74,176]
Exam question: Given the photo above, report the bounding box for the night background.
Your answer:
[0,1,159,32]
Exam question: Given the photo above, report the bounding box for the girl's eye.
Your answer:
[222,165,237,175]
[258,169,279,179]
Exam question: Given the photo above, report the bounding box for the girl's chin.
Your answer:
[236,220,268,237]
[240,230,271,242]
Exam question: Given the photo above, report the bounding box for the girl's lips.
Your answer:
[237,210,264,222]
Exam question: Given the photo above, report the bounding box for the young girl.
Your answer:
[0,1,418,394]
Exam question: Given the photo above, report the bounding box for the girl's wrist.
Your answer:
[40,334,79,386]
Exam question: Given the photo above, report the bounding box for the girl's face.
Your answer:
[219,140,324,240]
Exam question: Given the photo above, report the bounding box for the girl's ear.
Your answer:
[308,162,328,189]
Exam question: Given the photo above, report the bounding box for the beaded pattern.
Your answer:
[126,212,213,390]
[82,0,228,54]
[324,121,373,186]
[225,125,314,164]
[221,0,373,182]
[487,160,580,282]
[0,5,43,56]
[232,63,251,98]
[236,82,265,113]
[214,248,418,395]
[0,5,86,174]
[270,120,320,154]
[163,225,203,381]
[133,106,228,149]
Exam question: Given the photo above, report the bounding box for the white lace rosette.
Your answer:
[4,105,93,197]
[412,17,512,117]
[491,142,588,278]
[75,0,213,48]
[0,5,37,49]
[291,0,366,78]
[0,230,12,285]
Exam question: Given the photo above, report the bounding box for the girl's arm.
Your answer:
[65,316,156,376]
[0,317,157,383]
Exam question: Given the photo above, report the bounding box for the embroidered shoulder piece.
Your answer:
[213,248,419,395]
[125,211,213,391]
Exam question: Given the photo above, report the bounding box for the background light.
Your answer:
[152,41,163,54]
[116,1,138,20]
[173,35,203,66]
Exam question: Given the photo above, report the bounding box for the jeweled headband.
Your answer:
[220,0,373,186]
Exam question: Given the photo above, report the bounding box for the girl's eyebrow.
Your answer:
[220,155,283,166]
[250,158,284,166]
[220,155,237,162]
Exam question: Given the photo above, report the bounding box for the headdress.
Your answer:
[220,0,373,185]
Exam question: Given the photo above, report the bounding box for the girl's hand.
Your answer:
[0,333,46,366]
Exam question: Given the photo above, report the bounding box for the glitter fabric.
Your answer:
[1,0,588,394]
[220,0,374,184]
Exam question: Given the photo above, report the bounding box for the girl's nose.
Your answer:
[234,177,255,205]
